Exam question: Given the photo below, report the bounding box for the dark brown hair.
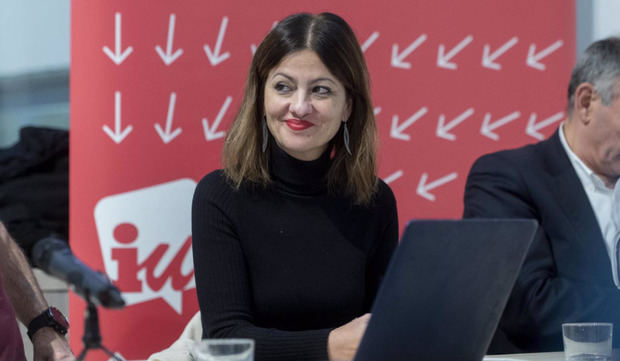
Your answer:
[223,12,378,204]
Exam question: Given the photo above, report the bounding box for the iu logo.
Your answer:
[94,178,197,314]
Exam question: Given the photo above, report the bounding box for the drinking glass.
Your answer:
[192,339,254,361]
[562,322,612,361]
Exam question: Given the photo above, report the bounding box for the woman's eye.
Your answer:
[274,83,291,92]
[313,86,332,96]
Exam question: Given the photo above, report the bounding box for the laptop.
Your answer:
[354,219,538,361]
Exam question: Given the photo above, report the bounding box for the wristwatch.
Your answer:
[27,306,69,340]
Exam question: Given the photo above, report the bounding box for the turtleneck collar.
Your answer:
[269,141,331,196]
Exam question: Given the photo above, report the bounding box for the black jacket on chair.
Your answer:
[0,126,69,258]
[463,129,620,353]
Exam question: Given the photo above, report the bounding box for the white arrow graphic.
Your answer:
[417,172,458,202]
[480,111,521,141]
[436,108,474,141]
[154,92,182,144]
[361,31,380,53]
[526,111,564,140]
[102,13,133,65]
[391,34,427,69]
[155,14,183,66]
[437,35,473,70]
[482,36,518,70]
[202,96,232,141]
[391,107,428,141]
[103,91,133,144]
[204,16,231,66]
[383,170,404,185]
[526,40,564,71]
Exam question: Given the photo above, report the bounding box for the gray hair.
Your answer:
[567,36,620,112]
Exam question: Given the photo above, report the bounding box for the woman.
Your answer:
[192,12,398,361]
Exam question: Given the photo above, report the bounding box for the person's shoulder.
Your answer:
[373,178,397,209]
[473,139,547,171]
[197,169,227,186]
[195,169,234,199]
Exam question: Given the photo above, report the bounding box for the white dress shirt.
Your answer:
[559,123,620,287]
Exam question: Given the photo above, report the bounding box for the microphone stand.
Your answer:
[77,300,124,361]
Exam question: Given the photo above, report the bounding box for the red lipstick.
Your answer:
[285,119,314,131]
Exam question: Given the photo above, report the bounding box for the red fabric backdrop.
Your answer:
[70,1,575,359]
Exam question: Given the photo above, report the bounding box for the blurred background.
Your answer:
[1,1,620,360]
[0,2,69,147]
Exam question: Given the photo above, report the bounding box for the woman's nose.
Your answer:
[290,92,312,118]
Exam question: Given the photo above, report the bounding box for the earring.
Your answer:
[343,122,352,155]
[262,115,268,153]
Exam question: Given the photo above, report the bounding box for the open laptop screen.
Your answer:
[354,219,538,361]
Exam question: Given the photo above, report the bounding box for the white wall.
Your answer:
[576,0,620,57]
[0,1,70,76]
[592,0,620,40]
[0,1,70,147]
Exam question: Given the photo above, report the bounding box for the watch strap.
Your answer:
[27,307,68,340]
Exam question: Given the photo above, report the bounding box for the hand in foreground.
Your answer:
[32,328,77,361]
[327,313,370,361]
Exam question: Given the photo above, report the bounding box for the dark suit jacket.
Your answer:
[463,129,620,353]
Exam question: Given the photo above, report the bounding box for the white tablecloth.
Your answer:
[484,352,565,361]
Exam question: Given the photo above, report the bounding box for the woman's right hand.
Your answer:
[327,313,371,361]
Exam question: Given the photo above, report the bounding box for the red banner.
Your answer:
[70,1,575,359]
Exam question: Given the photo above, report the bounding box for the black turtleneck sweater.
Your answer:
[192,145,398,361]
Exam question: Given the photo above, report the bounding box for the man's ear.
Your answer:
[574,82,596,125]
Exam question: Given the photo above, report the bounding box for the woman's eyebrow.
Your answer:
[272,73,338,86]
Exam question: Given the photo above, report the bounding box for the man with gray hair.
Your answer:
[463,37,620,353]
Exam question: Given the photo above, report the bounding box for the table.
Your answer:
[484,352,564,361]
[486,351,620,360]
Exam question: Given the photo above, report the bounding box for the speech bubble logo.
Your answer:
[94,178,197,314]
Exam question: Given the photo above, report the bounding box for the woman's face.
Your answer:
[264,49,351,161]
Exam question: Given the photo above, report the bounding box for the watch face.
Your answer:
[49,307,69,330]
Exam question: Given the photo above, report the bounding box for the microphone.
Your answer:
[32,236,126,309]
